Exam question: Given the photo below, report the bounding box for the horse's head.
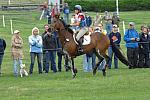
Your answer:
[52,15,74,34]
[52,15,66,31]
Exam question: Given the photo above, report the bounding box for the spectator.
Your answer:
[0,38,6,76]
[11,30,23,77]
[147,24,150,35]
[92,23,107,69]
[70,14,77,33]
[41,24,49,71]
[93,12,101,27]
[85,12,92,27]
[102,11,112,35]
[138,26,150,68]
[43,2,49,18]
[43,28,57,73]
[108,24,121,69]
[83,27,93,72]
[124,22,139,69]
[63,3,70,24]
[112,12,120,27]
[29,27,42,74]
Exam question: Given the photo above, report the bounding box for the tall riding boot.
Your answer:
[78,39,83,52]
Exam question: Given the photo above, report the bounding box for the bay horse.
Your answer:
[52,16,129,78]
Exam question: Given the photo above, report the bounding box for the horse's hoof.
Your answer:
[102,70,106,76]
[72,74,76,79]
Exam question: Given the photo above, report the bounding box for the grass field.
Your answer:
[0,10,150,100]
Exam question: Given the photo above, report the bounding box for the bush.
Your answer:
[65,0,150,12]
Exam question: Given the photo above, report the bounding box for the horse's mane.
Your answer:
[59,18,74,34]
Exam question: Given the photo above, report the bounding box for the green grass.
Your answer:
[0,10,150,100]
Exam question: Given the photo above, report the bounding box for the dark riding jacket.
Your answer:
[139,33,150,54]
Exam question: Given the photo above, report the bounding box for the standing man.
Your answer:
[0,38,6,76]
[138,26,150,68]
[42,24,49,71]
[43,2,49,18]
[63,3,70,24]
[102,11,113,35]
[108,24,121,69]
[112,12,120,27]
[124,22,139,69]
[43,28,57,73]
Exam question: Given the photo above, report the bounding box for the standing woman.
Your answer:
[11,30,23,77]
[29,27,42,74]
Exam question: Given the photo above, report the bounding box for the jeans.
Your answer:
[0,54,4,74]
[13,59,22,76]
[29,52,42,74]
[57,52,62,71]
[108,46,118,69]
[43,51,46,71]
[64,14,69,24]
[92,53,96,69]
[105,23,113,34]
[83,54,92,72]
[45,51,57,73]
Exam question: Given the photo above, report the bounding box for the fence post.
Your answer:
[3,15,6,27]
[123,21,126,35]
[10,19,13,34]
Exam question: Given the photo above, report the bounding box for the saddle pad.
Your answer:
[83,35,91,45]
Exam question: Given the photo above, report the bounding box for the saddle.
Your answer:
[73,31,91,46]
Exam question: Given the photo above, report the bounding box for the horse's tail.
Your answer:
[111,43,131,66]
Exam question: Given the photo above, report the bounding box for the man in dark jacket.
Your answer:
[43,28,57,73]
[0,38,6,75]
[138,26,150,68]
[108,24,121,69]
[41,24,49,71]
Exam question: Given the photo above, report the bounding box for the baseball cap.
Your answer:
[129,22,135,26]
[14,30,20,34]
[113,24,118,28]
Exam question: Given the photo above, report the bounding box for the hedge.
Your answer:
[65,0,150,12]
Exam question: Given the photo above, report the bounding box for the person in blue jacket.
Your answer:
[124,22,139,69]
[28,27,43,74]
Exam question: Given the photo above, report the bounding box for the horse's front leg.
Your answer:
[71,58,77,78]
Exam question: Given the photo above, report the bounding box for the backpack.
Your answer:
[85,16,92,27]
[80,16,92,27]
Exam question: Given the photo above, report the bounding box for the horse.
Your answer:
[52,15,130,78]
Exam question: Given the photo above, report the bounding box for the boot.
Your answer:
[78,39,83,53]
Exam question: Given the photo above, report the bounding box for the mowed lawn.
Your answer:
[0,10,150,100]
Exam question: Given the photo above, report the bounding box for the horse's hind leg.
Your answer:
[100,53,110,76]
[93,50,105,76]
